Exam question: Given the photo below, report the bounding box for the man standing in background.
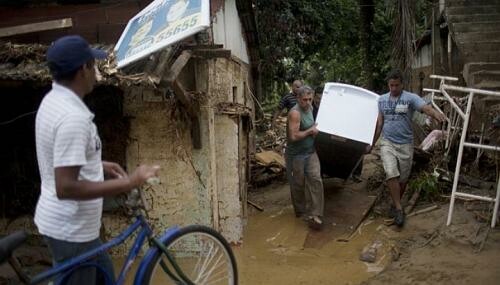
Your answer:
[271,79,303,128]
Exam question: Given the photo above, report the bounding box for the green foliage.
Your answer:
[255,0,432,105]
[409,172,441,201]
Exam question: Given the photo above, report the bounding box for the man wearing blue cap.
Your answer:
[35,35,160,284]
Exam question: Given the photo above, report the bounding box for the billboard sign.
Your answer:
[115,0,209,68]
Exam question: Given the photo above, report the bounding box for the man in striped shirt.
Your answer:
[271,79,303,129]
[35,35,159,284]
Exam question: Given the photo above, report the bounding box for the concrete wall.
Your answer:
[205,56,254,243]
[102,55,254,254]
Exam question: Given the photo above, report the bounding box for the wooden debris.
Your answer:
[217,102,252,117]
[390,245,400,261]
[0,42,158,88]
[383,218,395,226]
[441,194,474,202]
[251,114,287,187]
[255,151,285,168]
[247,200,264,211]
[404,185,422,214]
[0,18,72,38]
[475,226,491,253]
[407,205,439,218]
[419,229,440,248]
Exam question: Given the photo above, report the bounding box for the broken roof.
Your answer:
[0,42,158,87]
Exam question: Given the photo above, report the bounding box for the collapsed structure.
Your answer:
[0,0,259,251]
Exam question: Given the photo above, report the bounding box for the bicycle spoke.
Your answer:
[144,226,236,285]
[194,241,216,282]
[198,252,225,284]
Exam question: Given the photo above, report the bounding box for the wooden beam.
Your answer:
[164,50,192,83]
[184,44,224,50]
[192,49,231,59]
[160,49,202,149]
[169,79,193,109]
[0,18,73,38]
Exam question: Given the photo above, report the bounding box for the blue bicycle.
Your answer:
[0,187,238,285]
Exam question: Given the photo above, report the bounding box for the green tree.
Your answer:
[255,0,430,104]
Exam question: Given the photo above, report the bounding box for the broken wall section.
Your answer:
[102,53,254,253]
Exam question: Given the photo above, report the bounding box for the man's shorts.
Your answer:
[380,138,414,182]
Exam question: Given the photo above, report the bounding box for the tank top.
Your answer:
[286,104,315,155]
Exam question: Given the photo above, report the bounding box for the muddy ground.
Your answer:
[1,151,500,284]
[235,151,500,284]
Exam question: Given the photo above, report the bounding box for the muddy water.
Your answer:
[234,204,392,285]
[112,206,391,285]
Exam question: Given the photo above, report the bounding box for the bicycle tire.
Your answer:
[143,225,238,285]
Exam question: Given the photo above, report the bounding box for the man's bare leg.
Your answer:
[400,182,408,198]
[388,178,406,227]
[387,178,402,210]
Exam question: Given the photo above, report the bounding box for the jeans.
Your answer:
[285,151,324,217]
[44,236,115,285]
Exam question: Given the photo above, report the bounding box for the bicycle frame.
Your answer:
[28,214,184,285]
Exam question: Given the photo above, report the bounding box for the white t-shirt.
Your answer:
[35,83,104,242]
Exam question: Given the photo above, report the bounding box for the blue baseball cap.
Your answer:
[47,35,107,76]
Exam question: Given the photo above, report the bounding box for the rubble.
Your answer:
[251,114,287,187]
[0,42,158,88]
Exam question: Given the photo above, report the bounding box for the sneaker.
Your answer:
[308,216,323,231]
[394,209,405,227]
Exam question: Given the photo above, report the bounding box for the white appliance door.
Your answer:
[316,83,379,145]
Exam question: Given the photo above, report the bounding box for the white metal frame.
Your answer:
[429,74,500,228]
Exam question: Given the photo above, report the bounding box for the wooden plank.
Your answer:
[169,79,193,109]
[164,50,192,82]
[255,151,285,168]
[185,44,224,50]
[192,49,231,59]
[191,116,202,149]
[247,200,264,211]
[0,18,73,38]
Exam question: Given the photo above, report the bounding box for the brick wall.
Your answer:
[0,0,152,44]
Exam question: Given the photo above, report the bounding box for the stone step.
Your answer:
[459,41,500,54]
[463,62,500,86]
[454,31,500,43]
[463,51,500,62]
[452,21,500,33]
[464,62,500,75]
[471,81,500,91]
[447,13,500,23]
[447,5,500,15]
[446,0,500,8]
[471,70,500,85]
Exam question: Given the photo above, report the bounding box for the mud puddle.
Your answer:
[234,184,394,285]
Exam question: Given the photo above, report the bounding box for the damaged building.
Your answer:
[410,0,500,226]
[0,0,260,250]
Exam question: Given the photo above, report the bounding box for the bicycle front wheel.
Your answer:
[143,225,237,285]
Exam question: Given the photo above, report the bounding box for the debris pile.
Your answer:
[0,42,157,87]
[251,114,287,187]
